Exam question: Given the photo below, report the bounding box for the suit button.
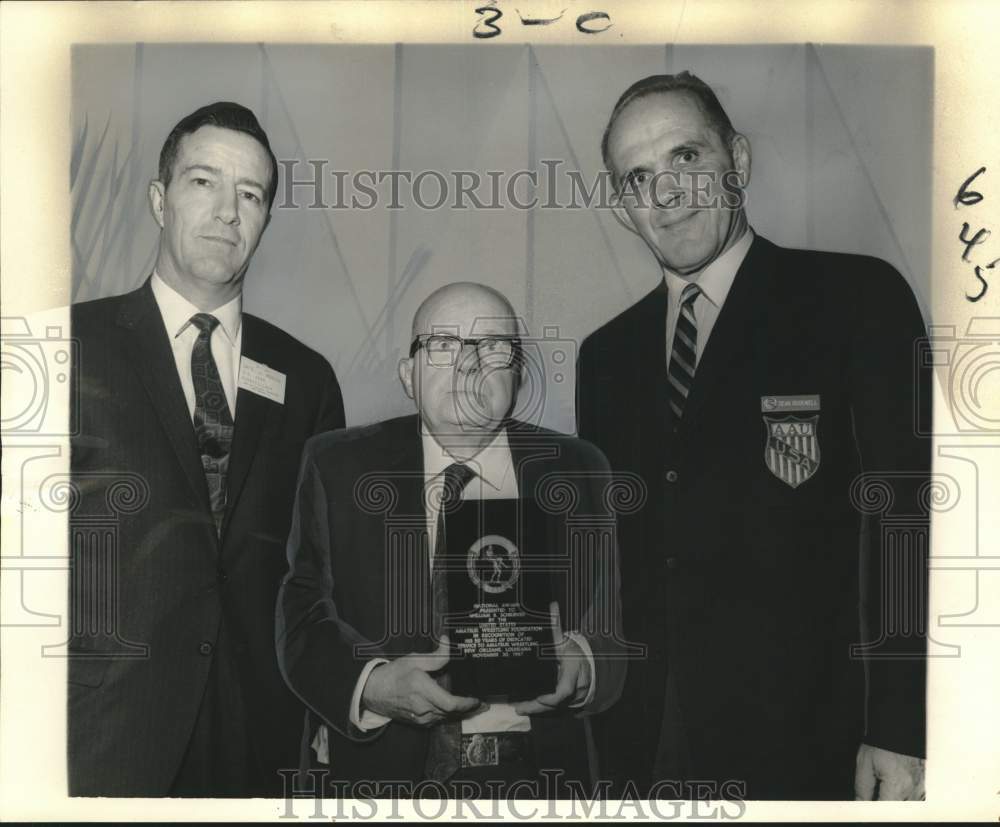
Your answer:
[217,568,228,584]
[666,557,679,569]
[665,470,679,483]
[198,641,214,656]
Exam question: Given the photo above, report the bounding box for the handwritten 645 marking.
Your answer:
[473,2,612,38]
[954,165,999,303]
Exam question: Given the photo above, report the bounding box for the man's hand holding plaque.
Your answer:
[361,638,482,726]
[512,630,592,715]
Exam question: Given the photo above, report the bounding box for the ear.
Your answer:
[398,357,415,400]
[729,133,752,188]
[610,192,641,236]
[148,180,166,229]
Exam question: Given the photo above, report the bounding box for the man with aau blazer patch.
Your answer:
[68,102,345,797]
[576,72,931,800]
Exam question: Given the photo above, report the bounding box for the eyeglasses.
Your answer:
[409,334,521,368]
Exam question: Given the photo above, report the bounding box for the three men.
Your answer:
[277,282,625,797]
[577,72,930,800]
[69,102,345,796]
[67,73,931,802]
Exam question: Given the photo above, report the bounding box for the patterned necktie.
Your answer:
[667,282,701,424]
[189,313,234,533]
[425,461,476,783]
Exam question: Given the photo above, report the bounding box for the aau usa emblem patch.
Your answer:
[763,415,821,488]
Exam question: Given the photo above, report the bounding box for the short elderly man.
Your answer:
[577,72,931,800]
[278,282,626,797]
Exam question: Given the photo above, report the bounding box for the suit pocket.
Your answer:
[67,657,112,688]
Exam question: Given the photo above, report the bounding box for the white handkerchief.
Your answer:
[311,724,329,765]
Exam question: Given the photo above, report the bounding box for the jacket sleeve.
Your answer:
[569,441,628,716]
[848,259,931,759]
[275,442,381,742]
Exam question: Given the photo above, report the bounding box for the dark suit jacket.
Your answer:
[577,235,931,799]
[67,278,345,796]
[276,414,626,791]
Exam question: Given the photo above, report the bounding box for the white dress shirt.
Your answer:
[311,427,597,764]
[150,271,242,420]
[663,228,754,365]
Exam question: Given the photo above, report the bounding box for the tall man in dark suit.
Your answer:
[577,73,930,800]
[278,282,626,797]
[68,102,345,797]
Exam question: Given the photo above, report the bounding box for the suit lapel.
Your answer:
[116,279,212,514]
[383,414,426,513]
[607,285,671,458]
[637,285,672,429]
[382,415,432,652]
[679,236,773,434]
[221,314,284,540]
[506,423,561,498]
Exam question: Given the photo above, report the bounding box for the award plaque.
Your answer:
[443,498,558,702]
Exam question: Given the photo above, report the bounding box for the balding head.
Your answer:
[411,282,519,342]
[400,282,523,459]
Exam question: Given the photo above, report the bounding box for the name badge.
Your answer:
[760,394,820,412]
[238,357,286,404]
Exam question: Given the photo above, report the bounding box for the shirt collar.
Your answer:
[663,227,754,309]
[421,426,512,494]
[150,271,242,345]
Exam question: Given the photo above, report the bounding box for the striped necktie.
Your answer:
[189,313,234,532]
[667,282,701,424]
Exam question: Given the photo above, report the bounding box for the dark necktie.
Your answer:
[667,282,700,425]
[189,313,234,533]
[425,461,476,783]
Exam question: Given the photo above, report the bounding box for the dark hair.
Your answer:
[157,101,279,208]
[600,72,737,185]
